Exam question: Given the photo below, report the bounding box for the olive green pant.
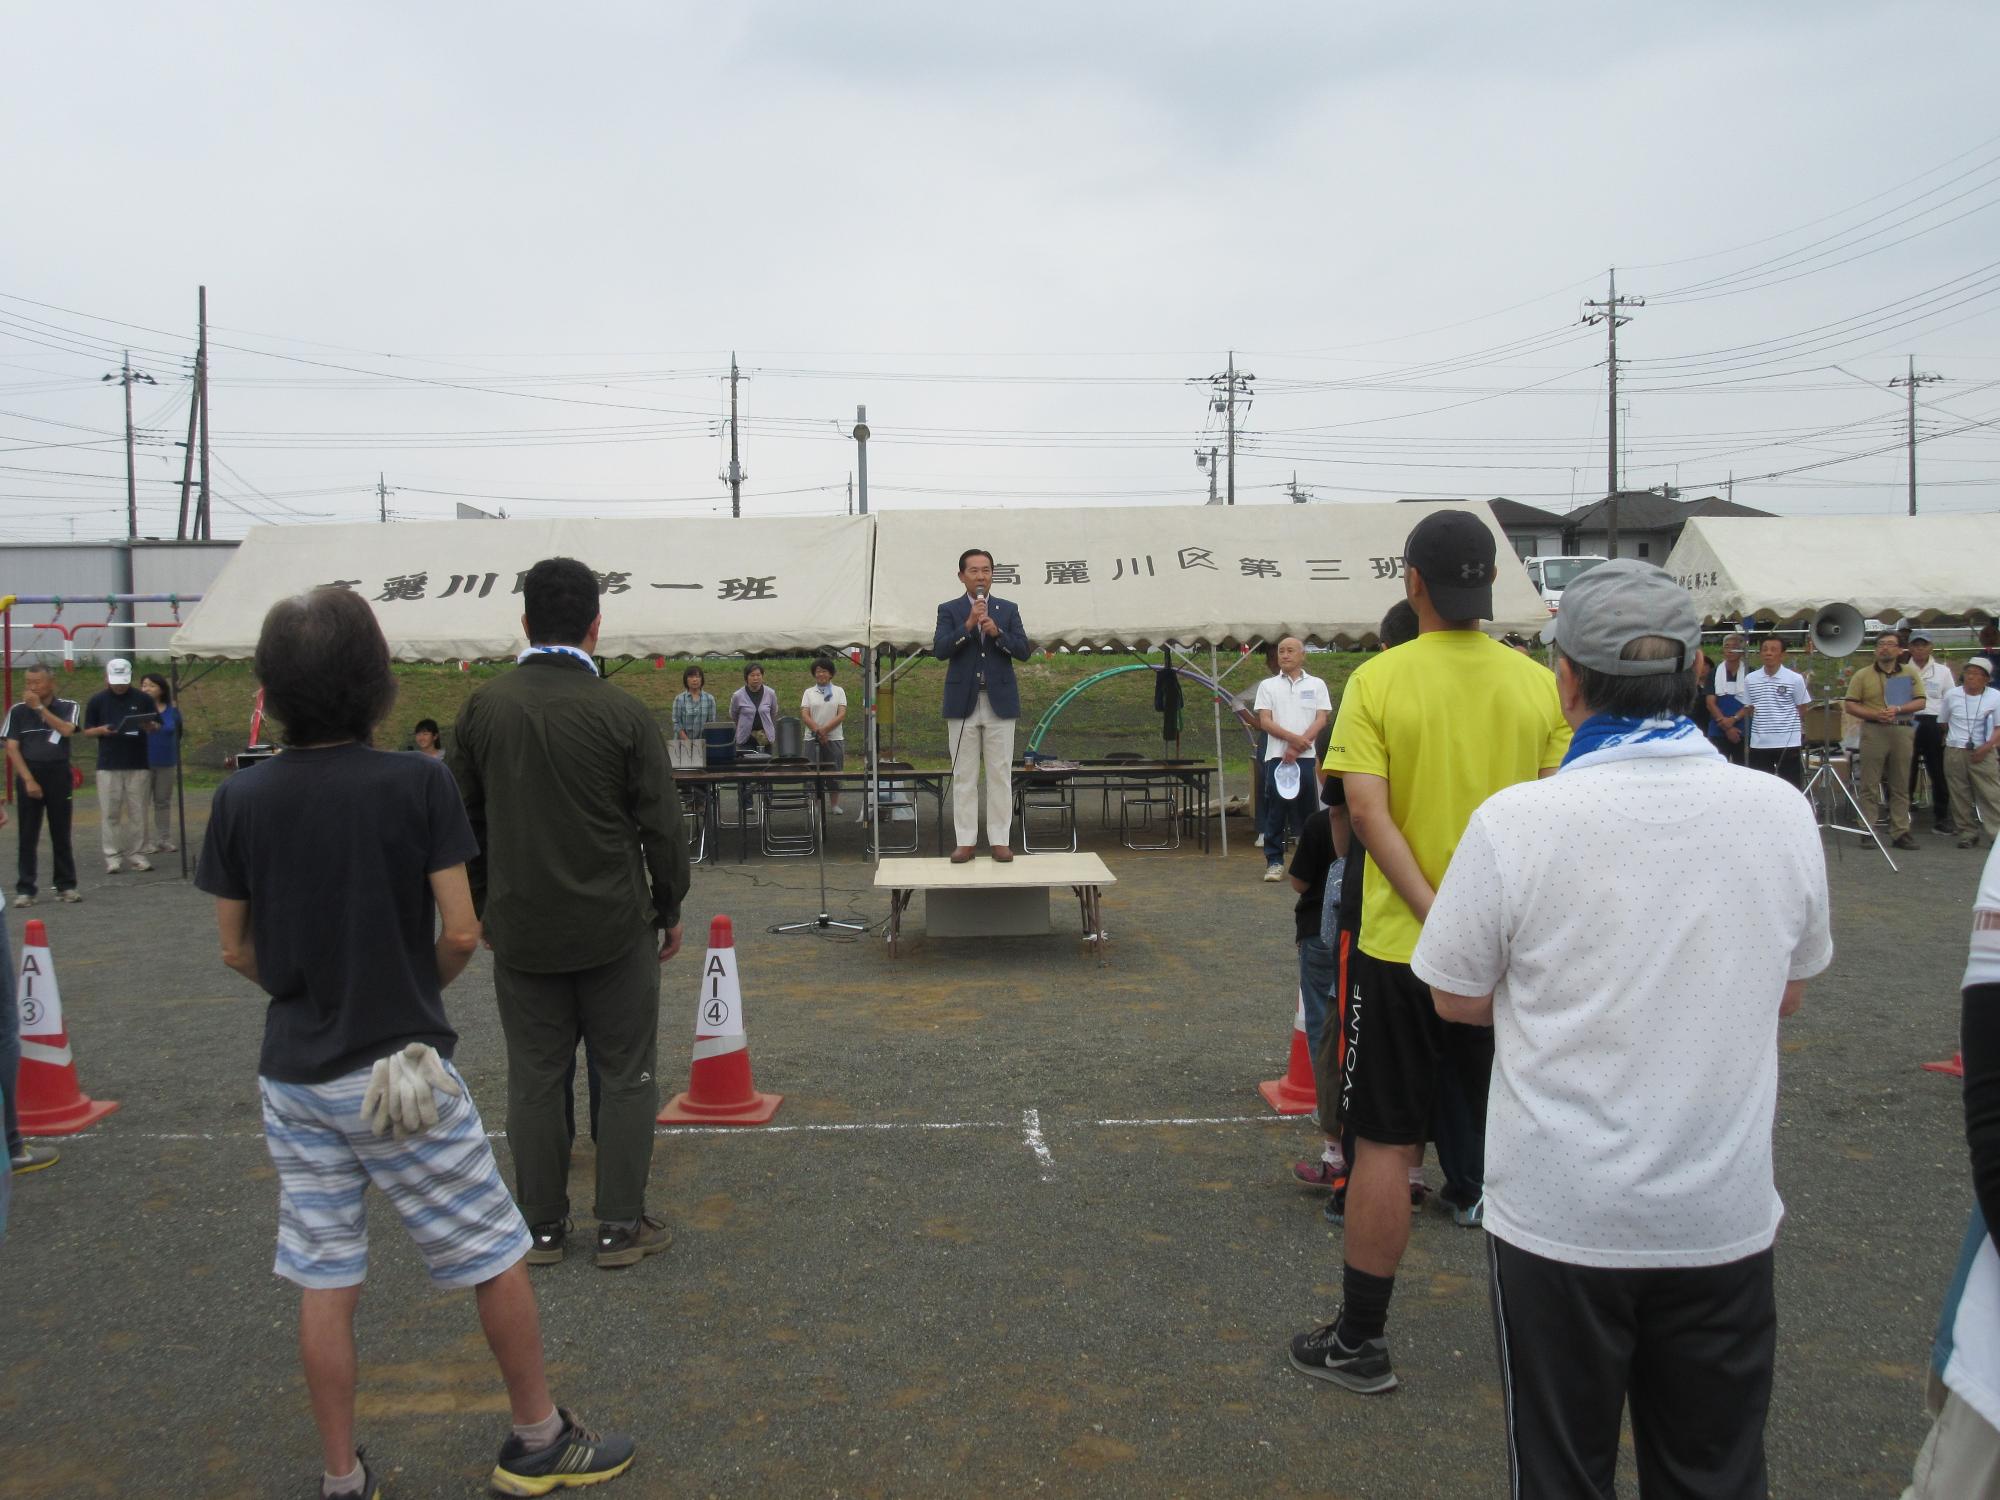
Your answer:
[493,939,660,1227]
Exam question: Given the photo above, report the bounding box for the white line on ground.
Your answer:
[1020,1107,1056,1179]
[44,1113,1290,1145]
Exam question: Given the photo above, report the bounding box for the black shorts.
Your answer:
[1340,948,1493,1147]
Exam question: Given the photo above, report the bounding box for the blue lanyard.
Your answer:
[516,644,597,675]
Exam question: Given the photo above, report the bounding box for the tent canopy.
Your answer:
[1664,514,2000,626]
[866,501,1547,651]
[172,502,1550,661]
[170,516,874,661]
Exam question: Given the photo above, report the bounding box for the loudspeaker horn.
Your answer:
[1809,603,1866,658]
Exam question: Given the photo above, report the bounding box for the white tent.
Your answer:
[1665,514,2000,625]
[866,501,1548,650]
[170,516,874,660]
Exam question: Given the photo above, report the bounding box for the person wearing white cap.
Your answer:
[82,657,156,874]
[1411,559,1831,1497]
[1941,656,2000,850]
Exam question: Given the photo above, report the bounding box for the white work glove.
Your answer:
[361,1043,463,1139]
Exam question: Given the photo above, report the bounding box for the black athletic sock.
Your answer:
[1337,1264,1396,1345]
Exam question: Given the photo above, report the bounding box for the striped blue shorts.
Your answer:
[258,1061,531,1291]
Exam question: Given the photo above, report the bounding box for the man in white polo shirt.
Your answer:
[1253,637,1329,882]
[1413,560,1832,1499]
[1745,635,1812,787]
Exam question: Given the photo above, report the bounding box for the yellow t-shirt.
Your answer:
[1323,630,1571,964]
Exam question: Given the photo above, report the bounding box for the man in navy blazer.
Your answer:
[933,548,1033,862]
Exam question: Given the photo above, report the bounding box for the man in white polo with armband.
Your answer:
[1413,560,1831,1498]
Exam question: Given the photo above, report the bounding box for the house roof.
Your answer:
[1486,497,1568,529]
[1564,490,1774,531]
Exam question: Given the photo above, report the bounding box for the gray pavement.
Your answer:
[0,791,1976,1497]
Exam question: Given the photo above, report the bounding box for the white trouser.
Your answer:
[96,769,149,861]
[946,692,1015,848]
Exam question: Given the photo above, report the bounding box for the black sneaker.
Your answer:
[490,1409,635,1495]
[1323,1188,1345,1226]
[322,1447,382,1499]
[1289,1316,1398,1393]
[595,1214,671,1270]
[526,1220,569,1267]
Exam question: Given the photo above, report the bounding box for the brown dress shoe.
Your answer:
[991,846,1015,862]
[950,846,976,864]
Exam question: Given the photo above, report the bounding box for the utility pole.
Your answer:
[847,472,854,516]
[853,406,869,515]
[1191,354,1254,504]
[1890,355,1944,516]
[176,285,213,539]
[102,351,157,541]
[1192,444,1224,508]
[722,352,746,518]
[377,472,394,524]
[1285,471,1312,504]
[1582,269,1642,558]
[196,286,211,539]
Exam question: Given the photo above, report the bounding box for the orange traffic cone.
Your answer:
[1924,1052,1966,1078]
[658,916,782,1125]
[1258,990,1317,1115]
[15,919,119,1134]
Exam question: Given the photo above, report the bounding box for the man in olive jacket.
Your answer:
[450,557,690,1271]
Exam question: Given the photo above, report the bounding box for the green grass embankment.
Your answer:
[102,651,1372,787]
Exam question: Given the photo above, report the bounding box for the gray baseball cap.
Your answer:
[1540,559,1700,677]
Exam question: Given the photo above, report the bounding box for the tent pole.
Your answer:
[172,658,188,880]
[864,645,880,867]
[1211,643,1227,857]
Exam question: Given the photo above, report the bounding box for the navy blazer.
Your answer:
[933,594,1032,720]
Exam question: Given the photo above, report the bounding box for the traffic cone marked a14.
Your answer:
[1257,989,1317,1116]
[658,916,782,1125]
[16,918,119,1134]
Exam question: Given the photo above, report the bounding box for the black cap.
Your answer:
[1404,510,1497,620]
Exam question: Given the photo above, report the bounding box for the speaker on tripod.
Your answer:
[1798,602,1900,870]
[1808,602,1866,659]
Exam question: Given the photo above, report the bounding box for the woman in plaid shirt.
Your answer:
[670,665,716,741]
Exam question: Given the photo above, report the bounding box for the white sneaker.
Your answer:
[158,840,177,853]
[136,843,157,855]
[105,860,122,875]
[1251,833,1264,849]
[126,856,152,872]
[1262,865,1285,882]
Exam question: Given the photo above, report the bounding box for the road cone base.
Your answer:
[19,1096,120,1136]
[658,1091,782,1126]
[1257,1079,1315,1116]
[1924,1055,1966,1077]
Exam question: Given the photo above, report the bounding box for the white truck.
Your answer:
[1524,554,1607,613]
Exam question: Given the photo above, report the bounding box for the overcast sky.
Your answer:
[5,1,1999,540]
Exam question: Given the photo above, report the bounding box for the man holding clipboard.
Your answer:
[1845,631,1927,850]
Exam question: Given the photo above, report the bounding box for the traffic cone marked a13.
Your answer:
[16,918,119,1134]
[1257,989,1317,1116]
[658,915,782,1125]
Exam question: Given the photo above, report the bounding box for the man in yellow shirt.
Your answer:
[1290,509,1570,1395]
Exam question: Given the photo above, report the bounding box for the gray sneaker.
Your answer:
[1289,1315,1397,1393]
[595,1213,672,1269]
[58,889,82,903]
[10,1144,59,1174]
[126,856,153,872]
[12,893,33,908]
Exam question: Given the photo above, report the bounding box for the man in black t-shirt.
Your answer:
[4,664,81,904]
[196,586,636,1500]
[1287,777,1349,1190]
[82,658,155,875]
